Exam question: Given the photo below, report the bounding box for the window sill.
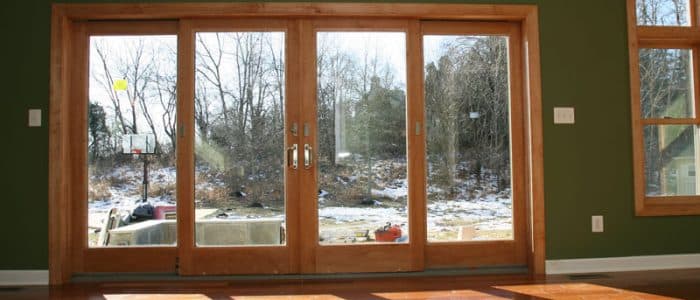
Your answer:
[637,197,700,216]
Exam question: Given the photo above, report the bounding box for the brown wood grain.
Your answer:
[407,19,426,272]
[49,8,73,285]
[420,21,529,270]
[522,6,545,276]
[176,19,196,275]
[628,0,700,216]
[17,269,700,299]
[53,3,535,21]
[49,3,545,281]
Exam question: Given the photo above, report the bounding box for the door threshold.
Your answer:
[71,266,529,283]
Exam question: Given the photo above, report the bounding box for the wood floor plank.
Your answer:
[1,269,698,299]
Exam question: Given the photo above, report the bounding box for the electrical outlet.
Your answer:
[554,107,575,124]
[592,215,604,233]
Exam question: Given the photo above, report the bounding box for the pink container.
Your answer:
[154,205,176,220]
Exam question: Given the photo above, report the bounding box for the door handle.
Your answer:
[304,144,313,169]
[287,144,298,170]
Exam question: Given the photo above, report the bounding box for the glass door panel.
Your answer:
[301,20,420,274]
[421,22,527,269]
[178,19,299,275]
[316,32,409,244]
[194,32,287,247]
[88,34,178,247]
[423,35,513,242]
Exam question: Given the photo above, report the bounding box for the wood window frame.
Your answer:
[628,0,700,216]
[49,3,545,285]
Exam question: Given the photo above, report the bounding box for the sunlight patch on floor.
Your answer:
[495,282,678,299]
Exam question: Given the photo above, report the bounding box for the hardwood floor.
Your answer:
[2,269,699,299]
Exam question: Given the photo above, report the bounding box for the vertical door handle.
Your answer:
[287,144,298,170]
[304,144,313,169]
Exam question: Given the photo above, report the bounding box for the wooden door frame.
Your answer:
[49,2,545,285]
[421,21,528,269]
[301,18,423,273]
[67,21,181,275]
[176,18,302,276]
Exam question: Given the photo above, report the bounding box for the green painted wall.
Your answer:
[1,0,699,270]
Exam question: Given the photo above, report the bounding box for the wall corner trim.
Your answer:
[546,253,700,274]
[0,270,49,286]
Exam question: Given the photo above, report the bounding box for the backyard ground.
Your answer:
[88,157,512,246]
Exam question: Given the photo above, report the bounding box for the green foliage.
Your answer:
[348,76,407,159]
[88,101,113,161]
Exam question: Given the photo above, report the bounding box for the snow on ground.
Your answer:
[88,165,177,229]
[88,196,175,230]
[89,162,513,243]
[319,206,406,223]
[371,179,408,200]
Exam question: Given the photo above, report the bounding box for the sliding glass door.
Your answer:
[298,20,422,273]
[74,18,527,275]
[177,19,301,275]
[422,22,527,268]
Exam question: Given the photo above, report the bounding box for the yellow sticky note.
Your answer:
[113,79,128,91]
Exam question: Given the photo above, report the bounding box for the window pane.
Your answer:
[194,32,286,246]
[424,35,513,242]
[317,32,408,244]
[637,0,690,26]
[639,48,694,119]
[88,35,177,247]
[645,125,698,196]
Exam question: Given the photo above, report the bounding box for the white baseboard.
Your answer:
[0,270,49,286]
[546,253,700,275]
[2,255,698,284]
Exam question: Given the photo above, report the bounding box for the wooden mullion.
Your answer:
[83,21,178,35]
[647,195,700,205]
[421,21,516,35]
[184,18,290,32]
[638,27,700,46]
[285,18,303,275]
[406,19,426,271]
[693,45,700,123]
[176,19,196,275]
[639,40,695,49]
[688,0,700,27]
[641,118,697,125]
[297,18,317,274]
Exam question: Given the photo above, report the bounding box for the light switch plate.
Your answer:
[592,215,604,233]
[28,109,41,127]
[554,107,575,124]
